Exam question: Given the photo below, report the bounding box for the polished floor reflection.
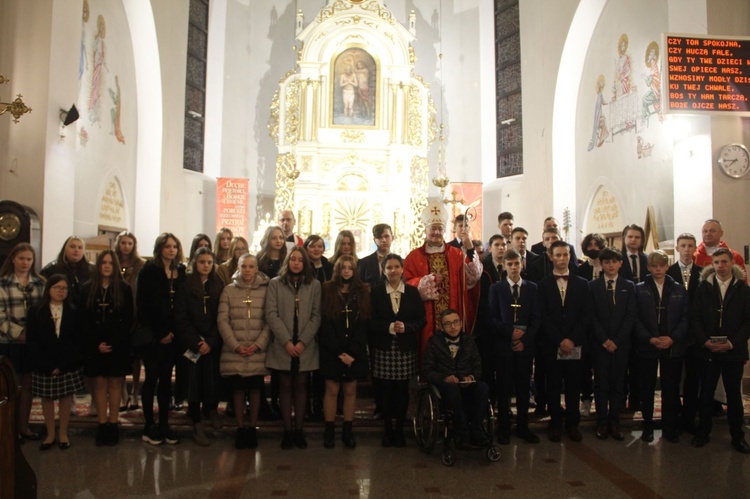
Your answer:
[22,420,749,498]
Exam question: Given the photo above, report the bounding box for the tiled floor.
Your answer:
[21,420,750,498]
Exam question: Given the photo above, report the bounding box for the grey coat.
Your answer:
[217,272,271,377]
[264,276,321,372]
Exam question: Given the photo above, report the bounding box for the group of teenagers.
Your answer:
[0,201,748,455]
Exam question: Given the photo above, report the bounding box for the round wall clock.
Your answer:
[718,143,750,179]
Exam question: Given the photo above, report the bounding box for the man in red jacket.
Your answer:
[693,219,746,281]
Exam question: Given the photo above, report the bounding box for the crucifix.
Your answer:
[169,287,176,308]
[510,301,522,323]
[98,300,111,322]
[243,295,253,318]
[559,287,566,306]
[294,295,300,318]
[717,304,724,328]
[682,268,690,290]
[342,303,353,328]
[202,295,210,315]
[656,302,665,325]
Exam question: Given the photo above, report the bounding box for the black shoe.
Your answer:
[235,428,248,449]
[293,429,307,449]
[596,422,609,440]
[95,423,108,446]
[58,440,71,450]
[109,423,120,446]
[281,431,293,450]
[548,427,562,443]
[731,438,750,454]
[663,429,679,443]
[497,429,510,445]
[323,422,335,449]
[470,433,491,448]
[141,424,164,445]
[641,427,654,443]
[691,434,710,448]
[160,426,180,445]
[609,422,624,441]
[567,427,583,442]
[515,427,540,444]
[245,427,258,449]
[342,422,356,449]
[39,440,56,451]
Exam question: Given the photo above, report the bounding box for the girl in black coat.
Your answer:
[136,233,186,445]
[175,247,225,446]
[39,236,94,303]
[319,255,371,449]
[368,253,426,447]
[79,250,134,445]
[26,275,84,450]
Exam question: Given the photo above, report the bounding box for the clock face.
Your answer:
[718,143,750,179]
[0,213,22,241]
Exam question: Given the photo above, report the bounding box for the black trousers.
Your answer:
[544,348,582,428]
[624,345,641,410]
[638,352,683,431]
[496,353,533,430]
[580,349,594,402]
[696,359,745,439]
[475,331,496,405]
[436,380,489,438]
[680,350,701,427]
[533,347,548,411]
[593,345,629,423]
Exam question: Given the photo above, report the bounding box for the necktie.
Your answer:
[512,283,519,300]
[630,255,638,282]
[607,279,615,304]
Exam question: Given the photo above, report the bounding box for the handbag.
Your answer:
[131,322,154,348]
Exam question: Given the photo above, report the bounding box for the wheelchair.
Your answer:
[413,383,501,466]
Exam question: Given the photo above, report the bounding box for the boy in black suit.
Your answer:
[666,233,704,432]
[358,223,393,287]
[690,248,750,454]
[423,309,490,449]
[634,250,689,443]
[589,247,637,441]
[538,241,590,442]
[510,227,538,280]
[488,248,541,444]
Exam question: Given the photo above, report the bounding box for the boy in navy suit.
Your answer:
[634,250,689,443]
[538,241,590,442]
[666,233,704,432]
[589,247,637,441]
[488,248,541,444]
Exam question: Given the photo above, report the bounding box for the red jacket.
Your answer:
[693,241,747,282]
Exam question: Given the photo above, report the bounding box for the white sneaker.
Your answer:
[581,400,592,417]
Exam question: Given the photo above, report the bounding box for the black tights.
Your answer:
[279,371,308,431]
[141,344,176,428]
[374,378,410,433]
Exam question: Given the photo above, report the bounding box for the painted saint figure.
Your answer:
[88,14,107,125]
[340,66,358,118]
[641,41,663,125]
[109,75,125,144]
[613,33,632,99]
[588,75,609,151]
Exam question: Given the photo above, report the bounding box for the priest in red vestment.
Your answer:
[693,219,747,281]
[404,200,482,358]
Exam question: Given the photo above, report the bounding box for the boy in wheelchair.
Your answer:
[422,309,491,450]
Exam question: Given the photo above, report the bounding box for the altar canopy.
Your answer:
[268,0,437,256]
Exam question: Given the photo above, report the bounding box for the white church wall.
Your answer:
[0,0,54,259]
[707,0,750,260]
[575,0,674,243]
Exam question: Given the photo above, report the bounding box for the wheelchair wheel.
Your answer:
[413,386,439,454]
[483,401,495,440]
[486,445,502,462]
[442,450,455,466]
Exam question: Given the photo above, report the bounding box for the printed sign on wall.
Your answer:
[216,178,249,240]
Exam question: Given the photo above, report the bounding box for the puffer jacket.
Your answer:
[217,271,271,377]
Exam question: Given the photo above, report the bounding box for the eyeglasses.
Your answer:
[51,286,69,292]
[442,319,461,328]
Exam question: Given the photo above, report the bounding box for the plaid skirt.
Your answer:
[32,368,85,399]
[372,340,416,381]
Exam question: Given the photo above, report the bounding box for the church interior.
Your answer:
[1,0,750,497]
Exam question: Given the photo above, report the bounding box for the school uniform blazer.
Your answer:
[575,260,596,281]
[667,262,702,302]
[368,282,425,353]
[488,278,540,357]
[618,252,650,283]
[691,266,750,362]
[474,254,504,335]
[264,277,321,372]
[358,251,385,288]
[422,330,483,385]
[634,275,689,359]
[589,276,637,349]
[26,303,82,375]
[519,250,539,281]
[537,274,590,349]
